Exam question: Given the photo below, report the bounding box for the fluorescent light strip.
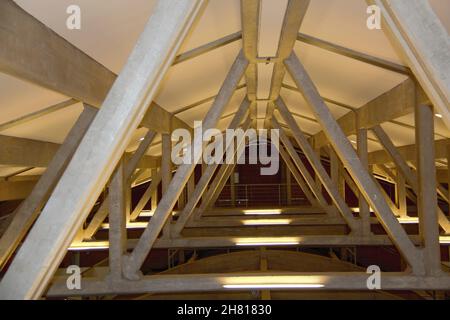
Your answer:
[68,246,109,251]
[236,242,299,247]
[243,209,282,215]
[140,210,177,217]
[242,219,292,226]
[68,242,109,251]
[223,284,324,289]
[351,207,375,213]
[101,222,148,230]
[397,217,419,224]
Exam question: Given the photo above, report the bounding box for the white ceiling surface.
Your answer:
[0,0,448,177]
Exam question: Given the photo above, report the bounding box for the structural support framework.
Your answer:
[46,272,450,297]
[368,0,450,129]
[173,99,252,235]
[1,0,449,300]
[0,0,206,300]
[122,50,249,280]
[0,105,97,268]
[284,52,424,275]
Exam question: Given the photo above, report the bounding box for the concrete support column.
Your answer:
[286,164,292,206]
[396,171,408,218]
[161,133,172,237]
[151,168,158,212]
[230,169,236,207]
[109,160,127,280]
[357,125,371,236]
[415,103,441,275]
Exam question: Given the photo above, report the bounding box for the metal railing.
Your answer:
[215,183,310,207]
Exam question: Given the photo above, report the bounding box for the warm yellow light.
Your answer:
[222,275,325,289]
[140,210,177,217]
[243,209,282,215]
[140,210,153,217]
[223,283,324,289]
[235,237,300,246]
[68,241,109,251]
[242,219,292,226]
[236,242,299,246]
[101,222,148,230]
[397,217,419,224]
[351,207,374,213]
[440,236,450,244]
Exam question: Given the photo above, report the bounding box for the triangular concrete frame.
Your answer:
[1,0,449,299]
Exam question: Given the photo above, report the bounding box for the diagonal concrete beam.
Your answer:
[0,0,190,133]
[173,99,252,235]
[122,51,249,280]
[368,0,450,129]
[285,52,424,275]
[0,106,97,269]
[272,110,358,230]
[0,0,206,300]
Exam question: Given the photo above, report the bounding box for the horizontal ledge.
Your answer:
[67,234,450,251]
[47,272,450,296]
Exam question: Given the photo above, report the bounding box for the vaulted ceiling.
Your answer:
[1,0,449,179]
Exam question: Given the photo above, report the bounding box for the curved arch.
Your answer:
[133,250,404,300]
[161,250,364,274]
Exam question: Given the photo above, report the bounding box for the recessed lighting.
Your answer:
[435,114,443,118]
[440,236,450,244]
[223,284,324,289]
[243,209,282,215]
[235,237,300,246]
[140,210,176,217]
[351,207,374,213]
[101,222,148,230]
[397,217,419,224]
[68,241,109,251]
[236,242,299,246]
[242,219,292,226]
[139,137,145,141]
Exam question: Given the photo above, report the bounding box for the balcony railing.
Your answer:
[215,183,311,208]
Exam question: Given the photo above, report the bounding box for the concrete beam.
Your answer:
[297,33,410,75]
[0,1,190,133]
[241,0,259,101]
[368,0,450,129]
[369,139,450,165]
[285,52,424,275]
[173,32,242,65]
[0,180,36,201]
[0,106,96,269]
[311,78,426,149]
[46,272,450,297]
[0,0,206,300]
[122,51,249,280]
[0,134,160,168]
